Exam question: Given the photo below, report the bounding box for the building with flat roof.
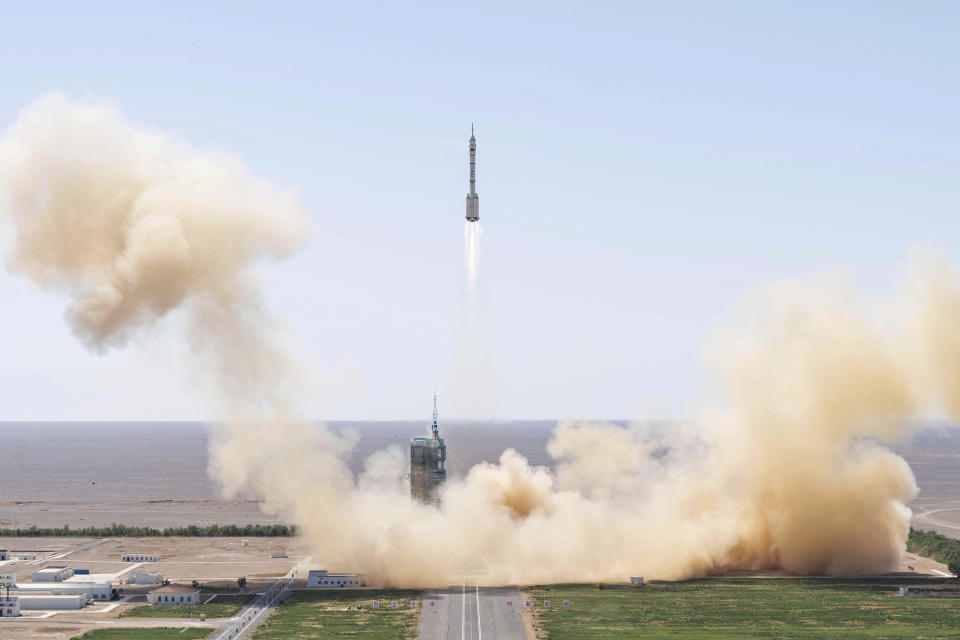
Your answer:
[18,594,86,610]
[0,572,15,586]
[127,571,164,585]
[31,566,74,582]
[0,550,9,561]
[307,570,366,588]
[13,581,111,600]
[121,553,156,562]
[147,584,199,605]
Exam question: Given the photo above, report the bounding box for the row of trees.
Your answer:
[907,527,960,577]
[0,523,296,537]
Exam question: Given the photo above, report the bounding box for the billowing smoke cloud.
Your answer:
[3,93,959,587]
[0,93,309,352]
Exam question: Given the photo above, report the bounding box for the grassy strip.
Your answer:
[526,579,960,639]
[0,523,295,537]
[71,629,211,639]
[908,527,960,575]
[120,595,250,619]
[252,589,421,639]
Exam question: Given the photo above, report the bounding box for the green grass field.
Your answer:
[526,579,960,639]
[251,589,421,639]
[120,594,250,619]
[71,629,211,640]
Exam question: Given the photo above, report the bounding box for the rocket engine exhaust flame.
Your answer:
[3,94,959,587]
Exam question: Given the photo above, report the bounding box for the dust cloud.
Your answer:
[2,93,959,586]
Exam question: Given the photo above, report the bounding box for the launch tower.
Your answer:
[410,394,447,503]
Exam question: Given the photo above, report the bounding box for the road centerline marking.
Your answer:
[476,585,482,640]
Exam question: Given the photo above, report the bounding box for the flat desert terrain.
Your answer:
[3,421,959,535]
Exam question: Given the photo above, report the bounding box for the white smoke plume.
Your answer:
[464,221,481,306]
[3,93,959,587]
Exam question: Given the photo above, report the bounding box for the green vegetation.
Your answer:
[121,595,251,619]
[252,589,421,639]
[526,578,960,639]
[71,629,211,640]
[0,523,295,537]
[908,528,960,577]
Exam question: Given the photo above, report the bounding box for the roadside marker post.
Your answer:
[391,601,398,609]
[410,600,418,609]
[506,600,513,608]
[544,600,551,609]
[563,600,570,609]
[525,600,532,609]
[372,600,380,609]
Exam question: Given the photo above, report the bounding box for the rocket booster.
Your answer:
[465,124,479,222]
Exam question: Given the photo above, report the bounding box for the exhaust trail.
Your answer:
[464,221,482,306]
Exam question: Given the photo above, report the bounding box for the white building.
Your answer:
[14,581,112,600]
[0,572,15,586]
[32,566,74,582]
[18,594,86,610]
[127,571,164,585]
[0,550,9,561]
[14,553,36,561]
[307,570,366,588]
[147,584,199,605]
[121,553,157,562]
[0,595,19,617]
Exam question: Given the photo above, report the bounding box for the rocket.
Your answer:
[465,124,479,222]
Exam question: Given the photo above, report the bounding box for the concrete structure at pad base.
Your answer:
[0,550,8,561]
[410,394,447,503]
[307,570,367,588]
[127,571,164,585]
[147,583,199,605]
[0,572,15,586]
[121,552,156,562]
[13,581,112,600]
[31,566,74,582]
[17,594,86,610]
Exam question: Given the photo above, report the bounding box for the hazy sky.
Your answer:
[1,1,959,421]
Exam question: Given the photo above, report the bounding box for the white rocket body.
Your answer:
[465,126,479,222]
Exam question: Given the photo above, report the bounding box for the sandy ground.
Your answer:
[0,536,311,585]
[0,536,314,639]
[0,498,284,529]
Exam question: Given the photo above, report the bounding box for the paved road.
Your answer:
[211,556,310,640]
[419,585,527,640]
[26,537,111,565]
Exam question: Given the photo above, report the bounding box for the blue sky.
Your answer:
[1,1,959,420]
